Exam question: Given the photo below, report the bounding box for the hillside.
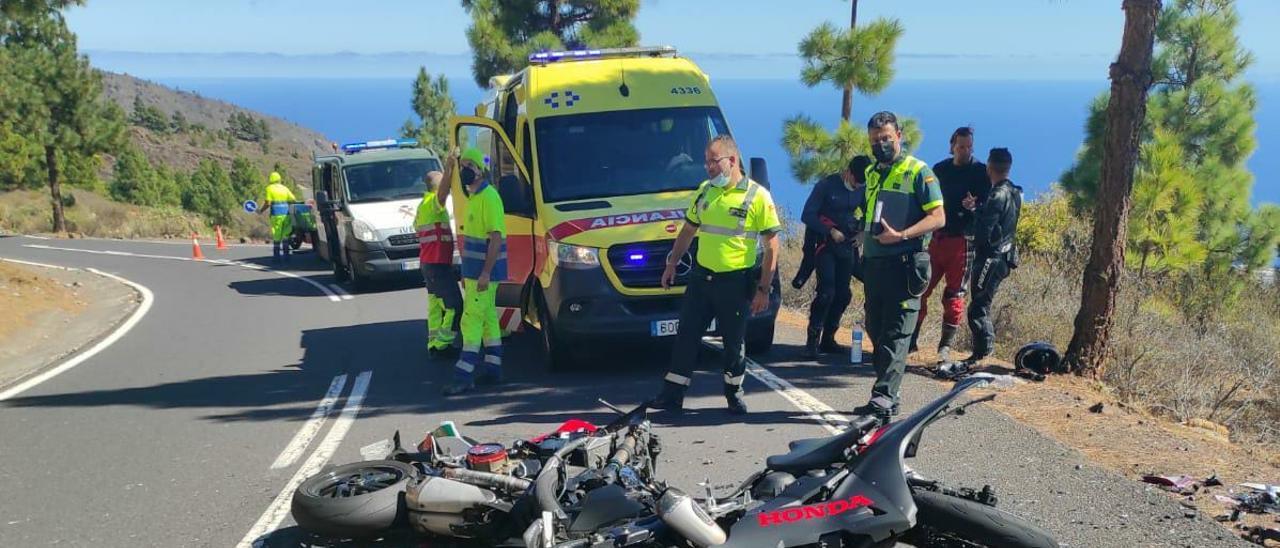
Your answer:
[99,71,331,184]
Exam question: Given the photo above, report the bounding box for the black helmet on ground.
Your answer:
[1014,342,1064,375]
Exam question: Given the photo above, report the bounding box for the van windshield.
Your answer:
[343,158,441,203]
[534,106,730,203]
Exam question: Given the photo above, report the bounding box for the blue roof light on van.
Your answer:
[341,138,418,154]
[528,46,678,64]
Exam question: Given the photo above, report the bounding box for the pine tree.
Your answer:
[1127,128,1205,275]
[401,67,456,151]
[461,0,639,87]
[780,4,914,184]
[228,156,262,200]
[1061,0,1277,313]
[1,4,125,232]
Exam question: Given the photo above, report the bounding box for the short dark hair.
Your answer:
[866,111,899,131]
[950,126,974,145]
[846,155,873,182]
[988,147,1013,172]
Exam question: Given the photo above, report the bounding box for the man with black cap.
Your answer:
[798,155,873,360]
[957,147,1022,371]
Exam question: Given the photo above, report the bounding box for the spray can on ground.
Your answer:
[851,323,864,365]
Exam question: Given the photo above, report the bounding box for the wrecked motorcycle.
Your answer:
[525,376,1059,548]
[289,403,661,546]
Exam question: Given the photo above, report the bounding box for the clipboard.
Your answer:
[870,190,912,236]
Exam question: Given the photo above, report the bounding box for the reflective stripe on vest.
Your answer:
[695,181,760,241]
[460,235,508,280]
[270,203,290,216]
[416,221,454,264]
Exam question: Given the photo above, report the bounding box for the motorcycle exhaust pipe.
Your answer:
[657,488,726,547]
[442,467,532,493]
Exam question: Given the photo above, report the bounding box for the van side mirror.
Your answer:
[749,157,770,189]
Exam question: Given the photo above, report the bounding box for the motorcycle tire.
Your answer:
[291,460,416,539]
[909,489,1059,548]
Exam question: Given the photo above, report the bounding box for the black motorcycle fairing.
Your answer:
[721,470,897,547]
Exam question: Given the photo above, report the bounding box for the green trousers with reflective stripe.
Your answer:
[862,252,928,404]
[460,278,501,356]
[421,263,461,350]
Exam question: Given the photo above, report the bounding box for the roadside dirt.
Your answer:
[777,307,1280,543]
[0,261,139,390]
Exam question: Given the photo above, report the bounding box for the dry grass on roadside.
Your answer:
[0,188,272,241]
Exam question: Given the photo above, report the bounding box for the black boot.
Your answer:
[852,395,898,422]
[648,383,685,415]
[908,330,920,354]
[802,329,821,360]
[725,388,748,415]
[936,325,958,364]
[819,332,848,355]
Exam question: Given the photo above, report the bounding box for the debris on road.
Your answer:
[1142,474,1199,494]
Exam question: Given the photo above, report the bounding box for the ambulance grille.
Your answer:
[607,240,695,289]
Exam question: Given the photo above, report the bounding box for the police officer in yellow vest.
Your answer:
[443,147,507,397]
[650,135,782,416]
[854,111,946,421]
[259,171,297,264]
[415,158,462,358]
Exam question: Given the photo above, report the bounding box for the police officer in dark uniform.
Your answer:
[959,148,1022,369]
[854,112,946,421]
[799,155,873,359]
[650,135,782,416]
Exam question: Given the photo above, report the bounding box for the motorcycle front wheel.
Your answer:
[291,460,416,539]
[906,489,1059,548]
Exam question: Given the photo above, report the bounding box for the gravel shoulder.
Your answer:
[0,259,140,390]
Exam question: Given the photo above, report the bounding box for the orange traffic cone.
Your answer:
[215,225,228,251]
[191,233,205,260]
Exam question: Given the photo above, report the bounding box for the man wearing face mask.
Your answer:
[416,151,462,359]
[650,135,782,416]
[443,147,508,396]
[910,127,988,362]
[854,111,946,421]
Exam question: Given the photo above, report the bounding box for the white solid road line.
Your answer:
[238,370,373,548]
[0,263,155,402]
[22,243,343,302]
[270,374,348,470]
[700,339,851,435]
[327,283,354,300]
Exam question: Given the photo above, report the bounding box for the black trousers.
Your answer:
[863,252,930,403]
[665,266,752,398]
[806,247,853,340]
[967,253,1010,360]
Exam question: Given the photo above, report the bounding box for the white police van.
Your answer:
[312,138,443,289]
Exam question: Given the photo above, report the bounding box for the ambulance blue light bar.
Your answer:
[341,138,418,154]
[528,46,677,64]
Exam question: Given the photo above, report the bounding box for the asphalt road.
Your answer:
[0,234,1252,548]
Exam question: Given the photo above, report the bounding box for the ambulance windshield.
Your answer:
[534,106,730,202]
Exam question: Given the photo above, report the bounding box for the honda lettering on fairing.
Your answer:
[756,495,875,528]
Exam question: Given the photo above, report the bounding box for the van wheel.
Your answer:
[535,290,573,371]
[345,250,369,292]
[746,320,775,355]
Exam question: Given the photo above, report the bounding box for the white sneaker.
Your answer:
[937,346,952,364]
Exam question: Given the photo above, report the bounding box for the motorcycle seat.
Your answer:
[767,428,863,473]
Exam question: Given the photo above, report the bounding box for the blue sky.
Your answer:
[66,0,1280,80]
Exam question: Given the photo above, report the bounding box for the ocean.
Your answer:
[157,77,1280,216]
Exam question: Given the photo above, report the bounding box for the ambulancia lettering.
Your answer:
[587,209,684,229]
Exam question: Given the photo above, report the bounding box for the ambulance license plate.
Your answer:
[650,319,716,337]
[403,259,420,271]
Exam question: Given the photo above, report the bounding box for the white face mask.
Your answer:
[708,173,731,188]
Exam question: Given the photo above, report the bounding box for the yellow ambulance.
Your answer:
[448,46,779,367]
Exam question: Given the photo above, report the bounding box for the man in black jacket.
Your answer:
[961,148,1022,368]
[799,155,873,360]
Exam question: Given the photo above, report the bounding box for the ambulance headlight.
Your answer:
[550,241,600,269]
[352,219,378,242]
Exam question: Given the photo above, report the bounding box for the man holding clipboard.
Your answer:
[852,111,947,421]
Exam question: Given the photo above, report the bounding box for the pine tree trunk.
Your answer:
[841,0,859,122]
[1065,0,1162,378]
[46,145,66,234]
